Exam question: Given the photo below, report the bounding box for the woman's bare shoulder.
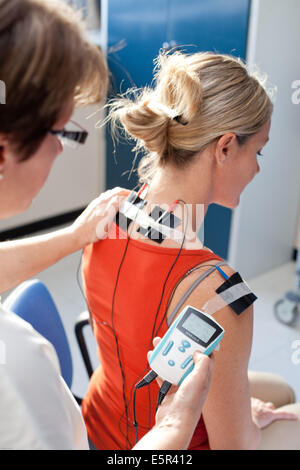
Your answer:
[166,260,254,352]
[165,260,236,320]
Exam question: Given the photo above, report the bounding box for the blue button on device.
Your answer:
[168,360,175,367]
[182,340,191,348]
[181,355,193,369]
[178,346,185,352]
[162,341,174,356]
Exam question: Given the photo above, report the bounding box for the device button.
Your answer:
[162,341,174,356]
[168,360,175,367]
[178,346,186,352]
[182,340,191,348]
[181,355,193,369]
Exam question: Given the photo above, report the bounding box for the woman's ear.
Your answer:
[215,133,237,165]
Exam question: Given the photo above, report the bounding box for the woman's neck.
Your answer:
[139,156,215,248]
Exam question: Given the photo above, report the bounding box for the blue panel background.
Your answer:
[106,0,250,259]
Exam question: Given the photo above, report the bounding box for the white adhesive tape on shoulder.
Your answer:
[120,200,187,242]
[203,282,252,316]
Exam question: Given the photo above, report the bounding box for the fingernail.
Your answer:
[193,350,203,360]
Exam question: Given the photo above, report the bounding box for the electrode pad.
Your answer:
[115,191,147,231]
[137,205,181,244]
[115,194,184,243]
[203,270,257,316]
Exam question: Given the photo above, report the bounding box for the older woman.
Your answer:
[0,0,214,450]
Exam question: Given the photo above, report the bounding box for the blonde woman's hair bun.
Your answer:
[155,52,204,124]
[109,90,173,156]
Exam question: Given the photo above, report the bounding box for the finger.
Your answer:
[100,195,127,220]
[104,186,128,196]
[272,411,298,420]
[265,402,275,409]
[194,350,215,375]
[179,351,214,399]
[105,195,125,210]
[155,376,164,388]
[147,338,161,363]
[154,377,178,394]
[111,186,128,193]
[96,188,129,203]
[193,351,215,375]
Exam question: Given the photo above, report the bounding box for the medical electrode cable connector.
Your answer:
[133,370,158,442]
[156,380,172,411]
[134,370,158,390]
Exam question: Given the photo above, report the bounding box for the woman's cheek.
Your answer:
[31,139,61,194]
[45,134,63,159]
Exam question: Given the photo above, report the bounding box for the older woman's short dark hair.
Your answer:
[0,0,108,160]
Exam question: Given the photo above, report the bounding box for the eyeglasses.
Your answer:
[49,120,89,149]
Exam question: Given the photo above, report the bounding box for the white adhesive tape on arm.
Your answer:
[203,282,252,316]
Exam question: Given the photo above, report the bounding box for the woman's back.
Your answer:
[81,222,223,450]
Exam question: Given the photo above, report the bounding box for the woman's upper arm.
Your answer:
[202,301,259,449]
[166,263,260,449]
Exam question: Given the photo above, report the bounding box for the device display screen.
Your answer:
[182,313,216,343]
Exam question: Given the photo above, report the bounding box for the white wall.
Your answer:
[228,0,300,279]
[295,202,300,251]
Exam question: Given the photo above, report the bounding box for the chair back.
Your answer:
[4,279,73,388]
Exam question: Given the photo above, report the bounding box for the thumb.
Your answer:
[179,351,214,399]
[193,350,215,374]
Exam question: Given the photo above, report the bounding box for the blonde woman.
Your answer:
[82,51,300,450]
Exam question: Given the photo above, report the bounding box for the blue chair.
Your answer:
[3,279,88,403]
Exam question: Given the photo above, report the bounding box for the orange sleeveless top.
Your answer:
[81,223,223,450]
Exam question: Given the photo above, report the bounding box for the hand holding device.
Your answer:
[149,305,225,386]
[133,345,214,450]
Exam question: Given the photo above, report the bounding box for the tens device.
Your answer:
[149,305,225,386]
